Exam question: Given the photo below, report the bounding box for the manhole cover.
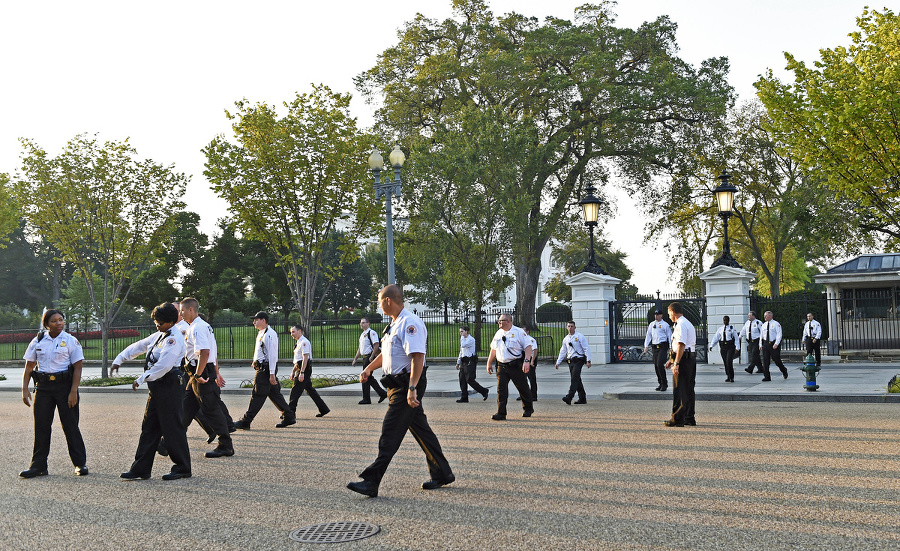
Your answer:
[289,521,380,544]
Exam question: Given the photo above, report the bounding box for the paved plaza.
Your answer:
[2,363,900,550]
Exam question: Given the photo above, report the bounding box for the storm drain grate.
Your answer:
[289,521,380,544]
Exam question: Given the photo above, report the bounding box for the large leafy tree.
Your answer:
[357,0,732,327]
[756,8,900,247]
[314,231,373,320]
[204,85,378,329]
[0,173,18,246]
[17,135,187,375]
[544,226,638,302]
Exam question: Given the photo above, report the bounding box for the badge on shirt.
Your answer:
[166,338,175,346]
[407,325,417,335]
[60,341,67,347]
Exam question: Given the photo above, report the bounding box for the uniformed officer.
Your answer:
[352,317,388,405]
[287,325,330,417]
[759,310,789,381]
[709,315,738,382]
[113,303,191,480]
[179,298,234,458]
[234,311,295,429]
[456,325,489,403]
[486,313,534,420]
[664,302,697,427]
[347,285,454,497]
[643,310,672,391]
[556,321,592,404]
[802,313,823,366]
[19,309,88,478]
[739,311,764,375]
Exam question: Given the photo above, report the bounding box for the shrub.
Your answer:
[537,302,572,323]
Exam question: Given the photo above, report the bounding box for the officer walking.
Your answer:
[113,303,191,480]
[486,313,534,420]
[20,309,88,478]
[352,318,388,404]
[709,315,738,382]
[556,321,591,404]
[802,313,823,367]
[456,325,489,402]
[739,311,764,375]
[234,312,296,429]
[759,310,789,381]
[287,325,330,418]
[643,310,672,391]
[664,302,697,427]
[347,285,454,497]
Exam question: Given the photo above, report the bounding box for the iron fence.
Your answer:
[749,292,828,352]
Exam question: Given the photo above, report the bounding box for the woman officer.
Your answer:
[20,309,88,478]
[112,302,191,480]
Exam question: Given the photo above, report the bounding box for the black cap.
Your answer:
[654,310,662,315]
[252,311,269,322]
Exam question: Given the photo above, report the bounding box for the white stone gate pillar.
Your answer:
[699,265,756,364]
[564,272,621,365]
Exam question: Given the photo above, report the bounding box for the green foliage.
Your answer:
[756,8,900,247]
[80,375,138,387]
[536,302,572,323]
[888,375,900,394]
[0,224,56,311]
[16,134,187,374]
[125,264,178,313]
[752,291,828,340]
[544,229,637,302]
[204,85,378,329]
[0,304,39,329]
[315,231,373,318]
[0,173,17,247]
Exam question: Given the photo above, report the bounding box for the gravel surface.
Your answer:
[1,393,899,550]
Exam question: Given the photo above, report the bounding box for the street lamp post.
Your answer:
[710,169,742,268]
[368,144,405,285]
[578,184,607,275]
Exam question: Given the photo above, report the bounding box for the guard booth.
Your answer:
[608,295,707,363]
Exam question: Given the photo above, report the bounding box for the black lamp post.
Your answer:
[368,144,405,284]
[578,184,607,275]
[710,169,742,268]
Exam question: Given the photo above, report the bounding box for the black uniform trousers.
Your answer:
[358,372,453,486]
[747,338,763,373]
[670,351,697,425]
[761,341,788,379]
[495,359,533,416]
[805,338,822,366]
[242,366,294,423]
[288,363,330,415]
[457,355,488,400]
[719,342,736,380]
[30,379,87,471]
[565,356,587,402]
[182,365,233,450]
[361,356,387,402]
[131,370,191,476]
[195,386,236,435]
[651,343,669,389]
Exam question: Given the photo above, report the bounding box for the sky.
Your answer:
[0,0,878,294]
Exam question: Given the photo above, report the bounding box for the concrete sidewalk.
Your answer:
[3,357,899,402]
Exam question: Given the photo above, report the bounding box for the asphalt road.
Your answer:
[1,393,899,550]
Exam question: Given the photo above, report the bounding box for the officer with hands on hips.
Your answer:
[20,309,89,478]
[643,309,672,391]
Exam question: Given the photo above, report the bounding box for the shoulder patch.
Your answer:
[166,338,176,345]
[407,325,417,335]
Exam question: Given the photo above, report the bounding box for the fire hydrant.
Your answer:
[801,353,820,391]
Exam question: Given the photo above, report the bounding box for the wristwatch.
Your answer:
[523,359,531,363]
[408,384,416,391]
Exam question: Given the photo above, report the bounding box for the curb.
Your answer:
[603,392,900,403]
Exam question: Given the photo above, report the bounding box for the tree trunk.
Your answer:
[100,322,109,378]
[514,258,542,331]
[473,295,485,352]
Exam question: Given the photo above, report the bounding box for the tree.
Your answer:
[315,231,373,320]
[756,8,900,247]
[0,173,18,246]
[204,85,378,329]
[0,224,56,311]
[357,0,732,328]
[17,134,188,375]
[543,226,638,302]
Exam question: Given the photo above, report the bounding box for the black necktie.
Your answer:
[766,323,770,342]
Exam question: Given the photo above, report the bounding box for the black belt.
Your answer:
[497,358,524,368]
[32,371,72,385]
[252,360,269,371]
[762,340,776,345]
[652,343,668,348]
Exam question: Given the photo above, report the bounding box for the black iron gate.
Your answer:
[609,295,707,363]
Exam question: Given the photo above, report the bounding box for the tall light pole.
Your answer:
[368,144,405,284]
[710,169,742,268]
[578,184,607,275]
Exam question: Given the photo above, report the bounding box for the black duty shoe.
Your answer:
[347,480,378,497]
[782,370,789,380]
[157,442,169,457]
[358,399,372,405]
[234,419,251,430]
[515,396,522,401]
[422,474,455,490]
[744,367,753,374]
[654,385,662,391]
[275,418,296,428]
[659,386,667,392]
[761,377,772,382]
[481,390,489,401]
[74,466,89,476]
[316,409,330,417]
[663,420,684,427]
[19,468,48,479]
[206,433,216,444]
[205,448,235,458]
[574,399,587,404]
[491,414,506,421]
[378,394,388,403]
[562,396,572,405]
[120,471,150,480]
[456,398,469,403]
[161,472,191,481]
[523,409,533,418]
[685,420,697,426]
